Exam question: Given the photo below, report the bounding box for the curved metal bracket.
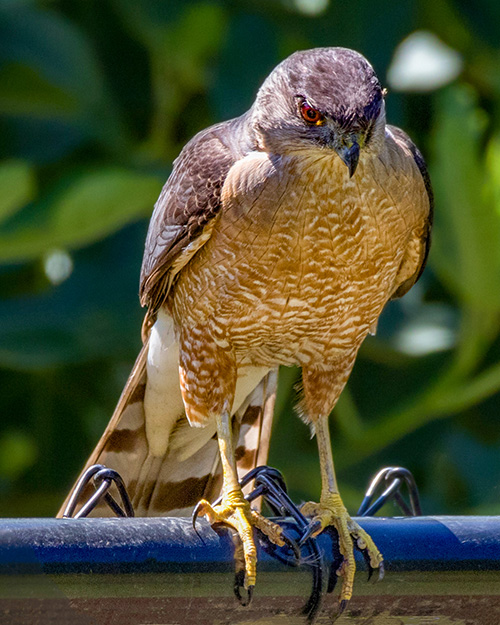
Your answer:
[357,466,422,517]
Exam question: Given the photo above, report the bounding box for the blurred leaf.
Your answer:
[115,1,227,159]
[431,85,500,310]
[0,223,146,371]
[0,63,79,118]
[422,0,473,51]
[0,4,103,99]
[0,431,37,480]
[111,0,180,45]
[487,134,500,217]
[114,0,226,65]
[0,62,81,121]
[0,160,36,224]
[50,169,162,248]
[2,0,500,518]
[0,169,162,262]
[162,3,228,88]
[0,3,128,149]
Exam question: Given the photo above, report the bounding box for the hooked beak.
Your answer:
[337,141,360,177]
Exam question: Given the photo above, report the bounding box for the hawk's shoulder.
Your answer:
[140,114,252,321]
[387,125,434,217]
[386,125,434,298]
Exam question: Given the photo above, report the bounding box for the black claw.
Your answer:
[326,529,344,594]
[299,519,322,546]
[378,561,385,582]
[359,545,375,581]
[367,560,385,583]
[191,502,205,542]
[338,599,349,615]
[233,570,245,602]
[234,579,254,607]
[327,568,339,594]
[327,553,344,594]
[281,532,301,563]
[353,533,383,584]
[245,585,254,606]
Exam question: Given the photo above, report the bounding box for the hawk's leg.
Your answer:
[301,414,383,611]
[179,334,283,599]
[194,409,285,599]
[300,363,383,613]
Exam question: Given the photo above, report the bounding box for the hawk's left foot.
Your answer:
[301,493,384,613]
[194,488,285,604]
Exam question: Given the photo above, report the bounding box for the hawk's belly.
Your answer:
[171,155,409,368]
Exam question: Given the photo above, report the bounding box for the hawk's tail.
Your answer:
[57,342,277,518]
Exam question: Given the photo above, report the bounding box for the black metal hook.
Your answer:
[62,464,134,519]
[357,466,422,517]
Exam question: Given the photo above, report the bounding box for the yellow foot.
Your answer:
[301,493,384,613]
[194,489,285,602]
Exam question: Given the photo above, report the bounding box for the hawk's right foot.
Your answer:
[193,488,285,603]
[301,493,384,615]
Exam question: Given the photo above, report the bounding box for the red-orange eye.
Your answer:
[300,102,324,125]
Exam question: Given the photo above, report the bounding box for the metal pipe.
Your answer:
[2,516,500,623]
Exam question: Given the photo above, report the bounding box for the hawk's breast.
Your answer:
[171,149,419,367]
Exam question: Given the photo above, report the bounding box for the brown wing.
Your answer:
[387,125,433,299]
[140,114,252,326]
[57,113,275,518]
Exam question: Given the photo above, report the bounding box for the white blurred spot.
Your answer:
[43,249,73,285]
[396,324,456,356]
[393,303,457,356]
[387,31,463,92]
[290,0,329,16]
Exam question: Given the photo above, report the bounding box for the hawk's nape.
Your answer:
[60,46,432,616]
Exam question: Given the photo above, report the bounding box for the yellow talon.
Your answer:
[197,488,285,590]
[301,492,383,606]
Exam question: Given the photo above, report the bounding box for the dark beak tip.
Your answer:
[346,143,360,178]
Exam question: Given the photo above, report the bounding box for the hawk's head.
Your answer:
[251,47,386,176]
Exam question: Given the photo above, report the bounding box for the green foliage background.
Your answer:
[2,0,500,517]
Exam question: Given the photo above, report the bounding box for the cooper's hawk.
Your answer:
[60,47,432,611]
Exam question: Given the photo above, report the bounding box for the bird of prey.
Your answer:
[59,47,432,611]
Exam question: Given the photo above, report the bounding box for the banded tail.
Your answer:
[57,338,277,518]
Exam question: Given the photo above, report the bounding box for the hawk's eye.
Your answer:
[300,102,325,125]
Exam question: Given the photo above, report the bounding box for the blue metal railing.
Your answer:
[2,515,500,624]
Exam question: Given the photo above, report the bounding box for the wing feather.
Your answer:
[387,125,433,298]
[140,114,252,322]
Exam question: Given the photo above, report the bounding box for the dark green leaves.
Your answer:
[0,160,36,224]
[2,0,500,518]
[0,169,162,263]
[431,85,500,310]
